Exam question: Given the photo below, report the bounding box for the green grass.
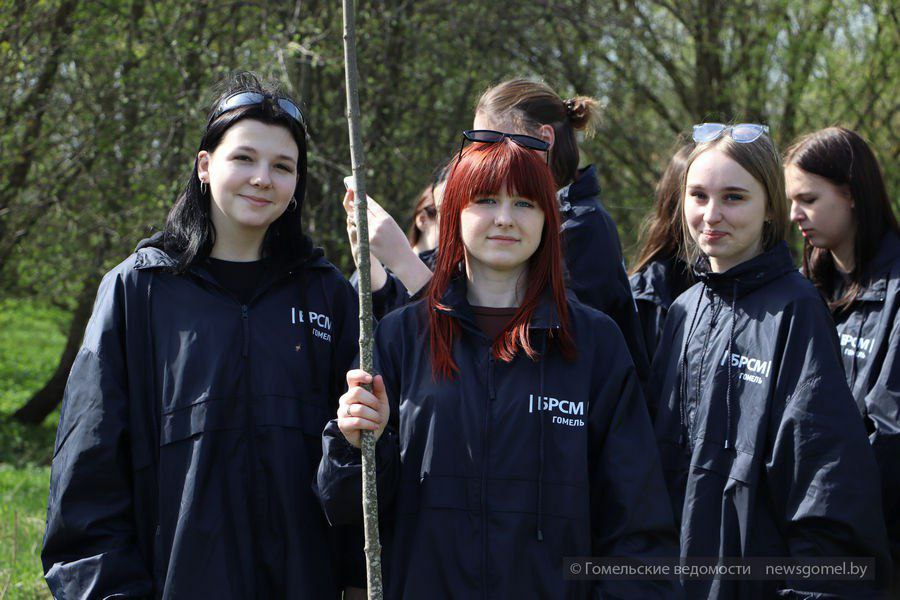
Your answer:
[0,467,51,599]
[0,298,68,599]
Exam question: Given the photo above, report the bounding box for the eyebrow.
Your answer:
[686,183,751,193]
[234,146,297,162]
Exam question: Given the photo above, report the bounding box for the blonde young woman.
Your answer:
[651,123,891,598]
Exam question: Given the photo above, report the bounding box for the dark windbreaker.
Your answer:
[651,241,892,598]
[829,230,900,580]
[353,248,437,319]
[42,236,361,599]
[558,166,649,382]
[629,256,692,363]
[317,277,677,599]
[361,165,650,380]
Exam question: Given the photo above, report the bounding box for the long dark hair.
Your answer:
[784,127,898,313]
[163,72,310,272]
[428,140,575,380]
[406,160,450,247]
[631,140,694,275]
[475,79,598,188]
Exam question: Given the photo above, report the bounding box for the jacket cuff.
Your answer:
[324,419,363,465]
[324,420,395,468]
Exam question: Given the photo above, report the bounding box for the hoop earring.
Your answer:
[200,181,208,195]
[288,197,298,212]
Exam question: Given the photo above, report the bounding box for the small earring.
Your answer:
[288,197,298,211]
[200,181,208,195]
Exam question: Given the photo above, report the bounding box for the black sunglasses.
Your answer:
[457,129,550,164]
[419,205,437,219]
[209,91,307,130]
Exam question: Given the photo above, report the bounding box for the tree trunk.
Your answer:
[12,275,97,425]
[0,0,79,233]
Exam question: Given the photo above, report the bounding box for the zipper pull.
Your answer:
[241,305,250,357]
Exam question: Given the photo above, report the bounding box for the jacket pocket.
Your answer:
[254,393,334,437]
[690,437,757,485]
[160,396,240,445]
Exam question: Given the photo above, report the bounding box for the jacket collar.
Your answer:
[556,165,599,210]
[856,230,900,302]
[434,275,562,332]
[631,255,692,305]
[132,230,331,303]
[693,241,796,297]
[132,232,328,274]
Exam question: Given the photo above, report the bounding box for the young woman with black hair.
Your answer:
[786,126,900,591]
[651,124,891,598]
[342,79,651,384]
[318,138,676,598]
[630,141,695,362]
[42,73,363,598]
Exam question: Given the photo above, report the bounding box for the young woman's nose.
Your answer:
[789,201,806,223]
[704,199,723,224]
[251,163,273,188]
[494,202,514,227]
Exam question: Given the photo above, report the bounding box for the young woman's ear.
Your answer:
[197,151,211,183]
[537,124,555,151]
[414,211,430,232]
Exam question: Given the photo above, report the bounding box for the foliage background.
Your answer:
[0,0,896,595]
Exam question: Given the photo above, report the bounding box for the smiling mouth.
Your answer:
[240,194,271,205]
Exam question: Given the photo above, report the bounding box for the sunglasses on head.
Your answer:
[457,129,550,164]
[209,91,307,130]
[692,123,769,144]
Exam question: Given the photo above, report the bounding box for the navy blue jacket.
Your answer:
[355,249,437,319]
[651,242,892,598]
[42,237,361,599]
[829,230,900,577]
[558,166,649,381]
[362,166,650,380]
[317,278,677,599]
[629,256,692,363]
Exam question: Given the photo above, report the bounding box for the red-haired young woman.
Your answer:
[317,138,676,599]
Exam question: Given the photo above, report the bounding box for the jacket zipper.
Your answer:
[481,352,496,599]
[241,304,250,358]
[239,301,261,575]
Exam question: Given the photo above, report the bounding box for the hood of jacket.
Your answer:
[131,230,329,279]
[856,230,900,302]
[630,255,693,308]
[433,274,563,335]
[556,165,600,213]
[692,241,797,298]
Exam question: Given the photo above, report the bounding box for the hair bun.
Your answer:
[563,96,599,134]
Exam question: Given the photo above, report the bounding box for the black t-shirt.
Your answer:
[205,257,267,304]
[471,305,518,340]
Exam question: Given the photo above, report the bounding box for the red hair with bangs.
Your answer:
[427,140,576,379]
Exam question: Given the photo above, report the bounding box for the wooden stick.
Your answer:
[341,1,383,598]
